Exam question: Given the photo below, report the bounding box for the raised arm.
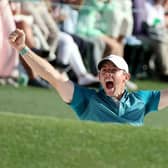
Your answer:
[158,89,168,110]
[8,29,74,103]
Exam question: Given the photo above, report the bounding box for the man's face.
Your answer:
[99,61,130,98]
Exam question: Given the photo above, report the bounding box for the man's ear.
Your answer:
[125,72,131,81]
[98,71,101,80]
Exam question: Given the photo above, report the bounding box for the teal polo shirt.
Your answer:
[69,84,160,126]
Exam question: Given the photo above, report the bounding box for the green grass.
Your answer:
[0,80,168,167]
[0,112,168,168]
[0,86,75,119]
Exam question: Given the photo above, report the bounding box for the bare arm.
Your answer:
[158,89,168,110]
[8,29,74,103]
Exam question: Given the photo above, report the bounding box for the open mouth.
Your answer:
[105,81,114,89]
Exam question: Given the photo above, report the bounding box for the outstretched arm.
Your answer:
[8,29,74,103]
[158,89,168,110]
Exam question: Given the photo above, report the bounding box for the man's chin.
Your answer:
[105,89,115,97]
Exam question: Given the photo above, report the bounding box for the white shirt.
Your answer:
[145,0,165,28]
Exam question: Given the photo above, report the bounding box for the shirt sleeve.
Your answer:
[136,90,160,115]
[69,84,96,117]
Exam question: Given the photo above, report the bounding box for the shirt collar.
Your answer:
[99,88,129,103]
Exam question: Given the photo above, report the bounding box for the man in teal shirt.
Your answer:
[9,29,167,126]
[70,55,160,126]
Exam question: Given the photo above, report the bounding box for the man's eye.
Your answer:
[101,69,117,73]
[110,69,117,73]
[101,69,106,73]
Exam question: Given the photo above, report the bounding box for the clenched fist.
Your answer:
[8,29,26,51]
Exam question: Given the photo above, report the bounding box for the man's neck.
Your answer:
[111,90,125,101]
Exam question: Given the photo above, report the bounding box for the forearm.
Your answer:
[20,47,68,87]
[159,89,168,110]
[9,29,74,103]
[20,47,74,102]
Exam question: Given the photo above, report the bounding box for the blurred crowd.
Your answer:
[1,0,168,89]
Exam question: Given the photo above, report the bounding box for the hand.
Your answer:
[8,29,26,51]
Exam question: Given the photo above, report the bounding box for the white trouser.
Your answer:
[56,32,87,77]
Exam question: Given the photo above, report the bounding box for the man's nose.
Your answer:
[104,71,113,77]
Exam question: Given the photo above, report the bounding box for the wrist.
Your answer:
[19,46,30,56]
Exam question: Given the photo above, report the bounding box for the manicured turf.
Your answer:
[0,85,75,119]
[0,112,168,168]
[0,80,168,167]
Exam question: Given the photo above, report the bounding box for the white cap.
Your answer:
[98,54,129,73]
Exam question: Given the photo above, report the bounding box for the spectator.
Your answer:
[162,0,168,27]
[132,0,147,35]
[144,0,168,79]
[10,1,51,88]
[21,0,99,86]
[0,0,19,86]
[123,0,149,79]
[22,0,59,61]
[51,0,105,75]
[76,0,133,57]
[51,0,83,34]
